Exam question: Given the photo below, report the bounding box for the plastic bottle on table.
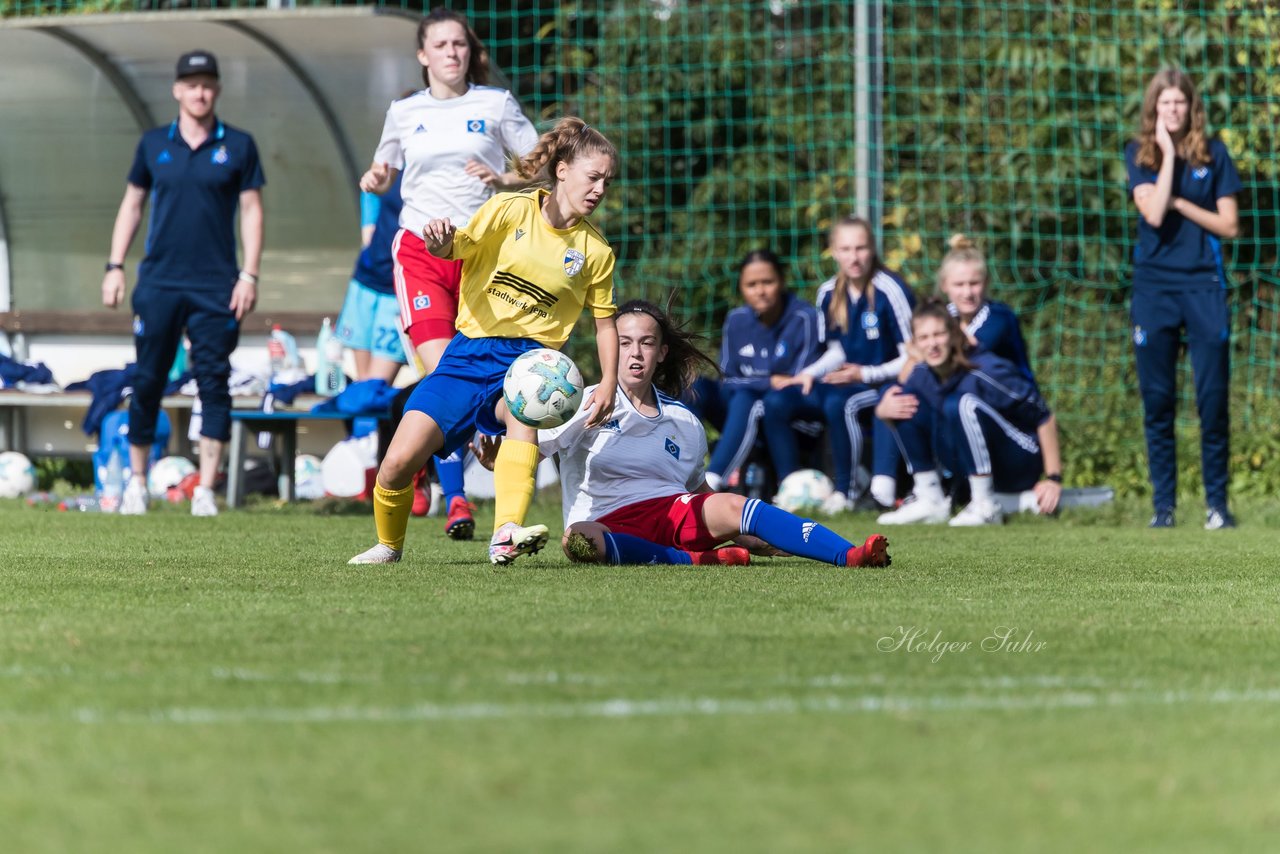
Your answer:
[314,317,347,396]
[268,324,287,384]
[100,446,124,513]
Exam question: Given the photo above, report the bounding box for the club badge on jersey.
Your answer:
[862,311,880,340]
[563,249,585,277]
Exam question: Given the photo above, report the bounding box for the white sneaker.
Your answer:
[820,490,852,516]
[348,543,403,564]
[876,493,951,525]
[489,522,550,566]
[120,478,149,516]
[191,486,218,517]
[949,499,1004,527]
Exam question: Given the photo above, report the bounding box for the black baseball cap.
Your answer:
[175,50,220,80]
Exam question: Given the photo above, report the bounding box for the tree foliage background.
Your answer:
[5,0,1279,495]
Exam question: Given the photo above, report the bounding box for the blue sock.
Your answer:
[740,499,854,566]
[435,449,467,506]
[603,533,692,565]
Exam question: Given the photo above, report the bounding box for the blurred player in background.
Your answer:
[876,299,1061,527]
[1125,68,1241,530]
[688,250,823,493]
[772,216,915,513]
[350,117,620,567]
[101,49,264,518]
[360,8,539,536]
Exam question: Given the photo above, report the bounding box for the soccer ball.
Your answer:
[0,451,37,498]
[294,454,325,500]
[148,455,198,498]
[503,348,584,429]
[774,469,835,515]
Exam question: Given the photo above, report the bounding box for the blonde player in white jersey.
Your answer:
[360,7,539,538]
[474,300,893,569]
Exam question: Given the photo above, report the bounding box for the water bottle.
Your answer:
[100,446,124,513]
[168,339,189,383]
[59,496,102,513]
[314,317,347,396]
[268,324,287,384]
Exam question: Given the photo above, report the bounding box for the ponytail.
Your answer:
[515,117,619,185]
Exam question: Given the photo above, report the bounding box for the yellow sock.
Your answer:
[373,480,415,551]
[493,439,540,532]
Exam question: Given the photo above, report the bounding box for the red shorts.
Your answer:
[596,492,722,552]
[393,228,463,347]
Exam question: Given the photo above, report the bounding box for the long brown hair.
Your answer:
[913,297,973,375]
[616,298,718,398]
[826,215,883,333]
[417,8,490,89]
[1134,67,1210,169]
[935,233,987,293]
[515,117,619,185]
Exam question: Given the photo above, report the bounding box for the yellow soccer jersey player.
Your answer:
[447,189,616,347]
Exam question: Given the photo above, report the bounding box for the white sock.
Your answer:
[870,475,897,508]
[704,472,724,492]
[913,471,944,502]
[970,475,994,504]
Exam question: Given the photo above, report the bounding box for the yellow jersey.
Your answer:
[448,189,616,347]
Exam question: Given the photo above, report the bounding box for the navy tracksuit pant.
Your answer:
[129,285,240,445]
[1130,287,1231,512]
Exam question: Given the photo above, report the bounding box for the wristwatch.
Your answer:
[105,262,124,272]
[1044,473,1063,483]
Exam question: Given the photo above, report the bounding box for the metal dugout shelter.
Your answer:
[0,7,428,335]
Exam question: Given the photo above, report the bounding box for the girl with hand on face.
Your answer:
[473,300,891,569]
[360,8,540,537]
[350,117,620,567]
[693,250,824,493]
[1125,68,1241,530]
[771,216,916,513]
[875,299,1062,527]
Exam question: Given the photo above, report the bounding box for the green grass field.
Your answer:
[3,495,1279,852]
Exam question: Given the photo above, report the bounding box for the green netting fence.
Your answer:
[5,0,1279,494]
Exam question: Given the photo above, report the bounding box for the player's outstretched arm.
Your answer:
[583,316,619,428]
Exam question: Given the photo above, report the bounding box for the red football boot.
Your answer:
[445,495,475,540]
[845,534,891,568]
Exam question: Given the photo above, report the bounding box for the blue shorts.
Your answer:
[404,333,541,456]
[336,279,406,364]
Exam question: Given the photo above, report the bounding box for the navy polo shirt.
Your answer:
[1125,138,1240,289]
[351,174,402,296]
[127,118,265,291]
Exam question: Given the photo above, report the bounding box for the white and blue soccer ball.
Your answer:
[148,455,197,498]
[0,451,37,498]
[294,453,325,500]
[774,468,835,515]
[503,348,584,429]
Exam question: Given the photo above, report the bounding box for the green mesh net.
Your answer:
[5,0,1279,489]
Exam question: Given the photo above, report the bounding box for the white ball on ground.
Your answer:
[0,451,37,498]
[294,453,325,500]
[503,348,584,429]
[147,455,198,499]
[774,468,835,515]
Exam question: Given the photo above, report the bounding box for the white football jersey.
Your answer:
[539,384,709,527]
[373,85,538,235]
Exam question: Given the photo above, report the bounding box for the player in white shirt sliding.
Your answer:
[361,7,540,538]
[474,300,892,567]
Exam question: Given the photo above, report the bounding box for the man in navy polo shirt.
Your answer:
[101,49,265,517]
